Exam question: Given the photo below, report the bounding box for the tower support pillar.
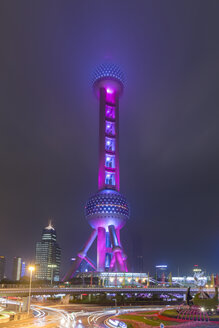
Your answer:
[97,227,106,271]
[108,225,125,272]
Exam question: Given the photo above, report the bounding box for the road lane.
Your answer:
[0,303,165,328]
[72,306,165,328]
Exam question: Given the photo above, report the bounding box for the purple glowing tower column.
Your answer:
[87,63,129,273]
[96,82,121,272]
[63,64,130,280]
[98,87,120,191]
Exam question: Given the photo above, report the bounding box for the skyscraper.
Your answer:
[21,261,26,277]
[0,256,5,281]
[155,265,168,280]
[35,222,61,282]
[64,63,130,280]
[12,257,22,281]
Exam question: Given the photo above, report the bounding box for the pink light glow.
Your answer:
[106,88,113,94]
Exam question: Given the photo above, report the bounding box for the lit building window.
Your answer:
[105,154,115,168]
[105,121,115,136]
[105,172,115,186]
[105,137,115,152]
[105,105,115,119]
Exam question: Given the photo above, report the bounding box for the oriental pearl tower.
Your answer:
[64,64,130,280]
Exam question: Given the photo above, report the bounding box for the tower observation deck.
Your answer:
[64,64,129,280]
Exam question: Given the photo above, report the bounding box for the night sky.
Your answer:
[0,1,219,278]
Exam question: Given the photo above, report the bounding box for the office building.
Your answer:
[21,261,26,277]
[35,222,61,282]
[155,265,168,280]
[12,257,22,281]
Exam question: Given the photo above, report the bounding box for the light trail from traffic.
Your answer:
[73,306,165,328]
[0,296,166,328]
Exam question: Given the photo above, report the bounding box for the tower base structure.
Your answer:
[63,189,129,281]
[76,272,148,287]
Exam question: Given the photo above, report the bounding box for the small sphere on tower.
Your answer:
[92,63,125,97]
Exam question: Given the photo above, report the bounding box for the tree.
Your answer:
[193,287,218,311]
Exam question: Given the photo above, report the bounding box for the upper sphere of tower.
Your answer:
[92,63,125,96]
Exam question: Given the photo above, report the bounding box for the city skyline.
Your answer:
[0,1,219,276]
[0,220,216,281]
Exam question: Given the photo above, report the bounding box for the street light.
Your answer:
[28,266,35,315]
[48,264,57,285]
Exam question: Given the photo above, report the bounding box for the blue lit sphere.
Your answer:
[85,189,130,230]
[92,63,125,96]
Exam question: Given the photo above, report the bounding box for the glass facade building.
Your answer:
[35,222,61,282]
[12,257,22,281]
[21,261,26,277]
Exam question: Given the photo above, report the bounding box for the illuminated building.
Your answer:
[21,261,26,277]
[155,265,168,280]
[0,256,5,281]
[35,222,61,281]
[77,272,148,287]
[64,64,130,280]
[171,266,208,287]
[172,275,209,287]
[12,257,22,281]
[193,264,202,273]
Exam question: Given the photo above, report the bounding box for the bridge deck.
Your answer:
[0,287,215,296]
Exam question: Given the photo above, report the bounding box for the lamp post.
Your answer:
[48,264,57,285]
[28,266,35,315]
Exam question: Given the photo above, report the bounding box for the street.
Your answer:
[0,303,164,328]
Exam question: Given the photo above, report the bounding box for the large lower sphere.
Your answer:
[85,189,130,230]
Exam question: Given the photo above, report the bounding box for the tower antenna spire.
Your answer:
[46,219,54,230]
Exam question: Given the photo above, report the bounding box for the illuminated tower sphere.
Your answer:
[64,63,129,280]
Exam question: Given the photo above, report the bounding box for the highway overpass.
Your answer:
[0,286,216,297]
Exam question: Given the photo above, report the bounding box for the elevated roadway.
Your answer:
[0,286,216,297]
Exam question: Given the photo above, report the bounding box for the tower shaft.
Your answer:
[98,88,120,191]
